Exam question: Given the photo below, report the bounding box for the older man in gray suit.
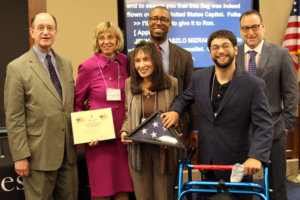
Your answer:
[4,13,78,200]
[236,10,299,200]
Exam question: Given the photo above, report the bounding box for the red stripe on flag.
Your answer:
[282,0,300,73]
[283,33,300,40]
[283,45,300,52]
[287,22,300,28]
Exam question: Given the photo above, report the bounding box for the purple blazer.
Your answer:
[74,53,128,138]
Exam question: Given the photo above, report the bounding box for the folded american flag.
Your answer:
[126,110,186,148]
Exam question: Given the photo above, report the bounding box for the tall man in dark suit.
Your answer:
[4,13,78,200]
[236,10,299,200]
[161,30,273,200]
[147,7,198,197]
[147,6,198,142]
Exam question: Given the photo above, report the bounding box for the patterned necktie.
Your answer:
[248,50,257,75]
[46,54,62,99]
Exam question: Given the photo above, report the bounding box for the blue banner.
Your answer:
[125,0,252,68]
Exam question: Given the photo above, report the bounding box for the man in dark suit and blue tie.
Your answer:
[161,30,274,200]
[236,10,299,200]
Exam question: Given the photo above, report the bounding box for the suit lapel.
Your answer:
[237,45,246,70]
[202,67,215,122]
[55,54,67,104]
[28,48,62,103]
[168,42,177,76]
[237,41,271,77]
[257,41,272,77]
[216,67,242,117]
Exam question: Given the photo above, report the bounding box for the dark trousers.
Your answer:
[196,170,252,200]
[269,134,287,200]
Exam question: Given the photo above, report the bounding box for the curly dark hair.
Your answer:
[207,30,237,50]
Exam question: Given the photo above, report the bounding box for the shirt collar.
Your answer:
[158,40,169,53]
[244,39,264,54]
[33,45,55,62]
[95,52,121,69]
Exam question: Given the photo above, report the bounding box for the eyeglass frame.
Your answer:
[33,25,56,32]
[240,24,262,33]
[98,35,116,42]
[210,42,234,52]
[149,16,171,24]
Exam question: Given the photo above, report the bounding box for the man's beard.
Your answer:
[213,54,234,69]
[150,30,167,42]
[151,35,165,41]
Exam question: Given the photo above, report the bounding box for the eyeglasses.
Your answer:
[210,43,233,51]
[149,17,170,24]
[98,35,115,42]
[34,26,56,32]
[240,24,262,33]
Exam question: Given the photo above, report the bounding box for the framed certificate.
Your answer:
[71,108,116,144]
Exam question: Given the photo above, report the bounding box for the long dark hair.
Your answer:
[129,41,171,94]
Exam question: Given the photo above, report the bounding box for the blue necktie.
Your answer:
[46,54,62,99]
[248,51,257,75]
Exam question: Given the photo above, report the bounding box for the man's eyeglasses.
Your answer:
[210,43,233,52]
[240,24,262,33]
[149,17,170,24]
[34,26,56,32]
[98,35,116,42]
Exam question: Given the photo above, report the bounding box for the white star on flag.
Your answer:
[142,128,147,134]
[152,121,158,127]
[126,111,186,148]
[151,132,157,138]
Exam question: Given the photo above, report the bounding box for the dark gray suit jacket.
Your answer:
[170,66,273,180]
[236,41,299,140]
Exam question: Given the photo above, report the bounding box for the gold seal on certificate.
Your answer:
[71,108,115,144]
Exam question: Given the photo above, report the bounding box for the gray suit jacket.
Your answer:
[237,41,299,139]
[4,48,77,170]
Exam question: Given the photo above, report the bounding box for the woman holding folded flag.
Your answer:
[120,41,178,200]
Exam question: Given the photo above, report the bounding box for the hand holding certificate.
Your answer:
[71,108,115,144]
